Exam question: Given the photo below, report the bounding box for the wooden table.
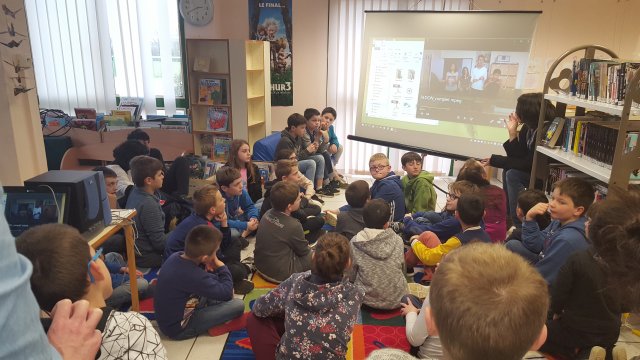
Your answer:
[88,209,140,311]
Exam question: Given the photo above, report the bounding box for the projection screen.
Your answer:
[354,11,541,159]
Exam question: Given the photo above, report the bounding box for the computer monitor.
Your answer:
[25,170,112,236]
[1,186,68,237]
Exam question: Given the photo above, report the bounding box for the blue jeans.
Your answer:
[172,297,245,340]
[307,154,325,181]
[505,239,540,264]
[503,169,530,228]
[297,159,317,183]
[413,211,444,225]
[104,252,149,308]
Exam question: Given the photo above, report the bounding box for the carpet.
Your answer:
[219,275,421,360]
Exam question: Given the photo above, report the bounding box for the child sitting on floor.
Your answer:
[155,225,245,340]
[405,193,491,283]
[455,158,507,243]
[507,177,593,286]
[164,184,254,295]
[335,180,370,240]
[259,159,325,242]
[401,152,437,213]
[16,224,167,358]
[430,243,549,359]
[401,180,479,241]
[226,139,263,203]
[505,189,550,242]
[255,181,312,283]
[125,155,168,268]
[351,199,408,310]
[247,232,364,360]
[539,195,633,358]
[369,153,406,222]
[275,148,319,204]
[216,166,260,249]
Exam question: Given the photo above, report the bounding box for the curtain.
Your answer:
[327,0,470,175]
[25,0,182,116]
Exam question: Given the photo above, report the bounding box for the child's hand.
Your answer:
[506,113,520,140]
[206,253,225,271]
[236,208,244,216]
[306,142,318,153]
[400,301,419,316]
[215,211,228,227]
[325,209,339,215]
[120,267,144,278]
[247,218,259,232]
[526,203,549,221]
[328,144,338,154]
[404,213,412,218]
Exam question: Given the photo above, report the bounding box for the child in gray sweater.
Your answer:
[351,199,407,309]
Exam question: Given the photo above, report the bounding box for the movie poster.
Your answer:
[248,0,293,106]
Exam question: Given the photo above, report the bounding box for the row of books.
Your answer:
[573,58,639,106]
[545,164,609,201]
[544,115,638,169]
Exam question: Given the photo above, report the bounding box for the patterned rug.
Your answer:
[219,276,419,360]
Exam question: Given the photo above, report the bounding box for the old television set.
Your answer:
[24,170,112,236]
[1,186,68,237]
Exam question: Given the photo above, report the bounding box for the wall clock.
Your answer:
[179,0,214,26]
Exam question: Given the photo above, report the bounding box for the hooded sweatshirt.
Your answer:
[252,271,365,359]
[521,217,588,286]
[402,171,437,213]
[370,171,406,222]
[351,228,407,309]
[275,129,313,160]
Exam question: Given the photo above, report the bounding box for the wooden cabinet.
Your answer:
[185,39,270,160]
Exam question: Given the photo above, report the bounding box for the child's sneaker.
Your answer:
[316,187,335,197]
[310,194,325,204]
[389,221,404,234]
[588,346,606,360]
[612,345,627,360]
[233,279,255,295]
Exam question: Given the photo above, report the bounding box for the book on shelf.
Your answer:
[117,97,144,121]
[207,106,229,132]
[111,110,133,124]
[74,107,97,119]
[198,133,214,159]
[198,78,227,105]
[213,137,232,161]
[193,56,211,72]
[543,117,566,148]
[571,58,640,107]
[160,124,189,132]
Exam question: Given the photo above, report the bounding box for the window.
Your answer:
[26,0,184,116]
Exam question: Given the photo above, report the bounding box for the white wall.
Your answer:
[473,0,640,90]
[184,0,329,132]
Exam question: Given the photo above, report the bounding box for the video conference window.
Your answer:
[1,192,66,236]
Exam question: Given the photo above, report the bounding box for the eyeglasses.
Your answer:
[446,193,459,200]
[369,165,389,172]
[88,247,103,283]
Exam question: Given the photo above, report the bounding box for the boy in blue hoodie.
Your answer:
[165,184,254,294]
[507,177,593,286]
[216,166,259,249]
[368,153,405,222]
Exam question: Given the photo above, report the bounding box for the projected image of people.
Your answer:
[2,192,65,236]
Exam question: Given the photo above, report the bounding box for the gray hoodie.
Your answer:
[351,228,407,309]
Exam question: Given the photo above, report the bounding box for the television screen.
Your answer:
[1,187,67,237]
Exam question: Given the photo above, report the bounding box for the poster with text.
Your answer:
[249,0,293,106]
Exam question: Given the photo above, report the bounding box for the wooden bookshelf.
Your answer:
[530,45,640,190]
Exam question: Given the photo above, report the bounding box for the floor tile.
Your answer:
[159,333,195,360]
[187,334,229,359]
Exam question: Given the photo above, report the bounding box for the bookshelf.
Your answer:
[186,39,233,161]
[530,45,640,190]
[186,39,271,160]
[229,40,271,151]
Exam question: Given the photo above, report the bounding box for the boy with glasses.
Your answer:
[369,153,405,222]
[401,180,479,241]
